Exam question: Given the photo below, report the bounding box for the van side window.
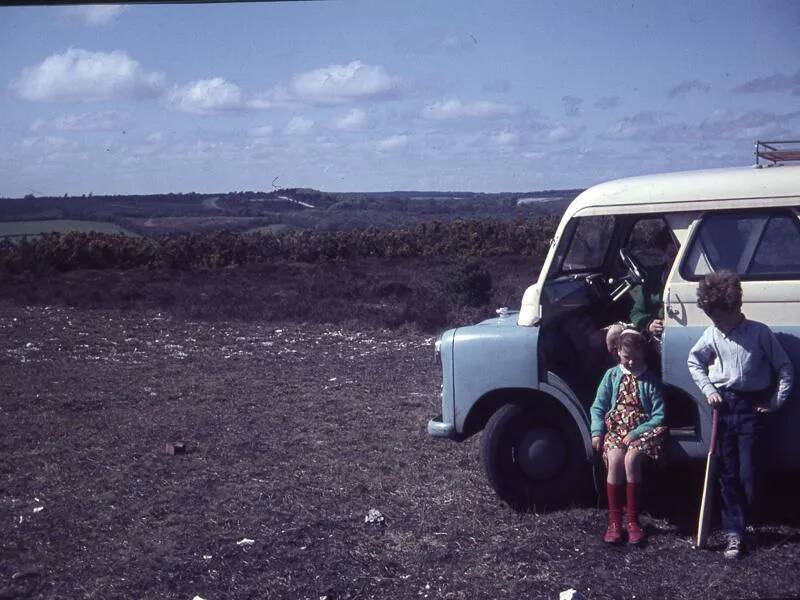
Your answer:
[561,215,614,272]
[682,211,800,279]
[751,214,800,276]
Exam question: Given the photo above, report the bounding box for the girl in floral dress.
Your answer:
[590,329,667,544]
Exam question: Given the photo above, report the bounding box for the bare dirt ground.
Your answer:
[3,302,800,600]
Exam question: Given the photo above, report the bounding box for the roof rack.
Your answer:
[755,140,800,166]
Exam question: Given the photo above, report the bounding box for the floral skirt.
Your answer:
[603,403,667,461]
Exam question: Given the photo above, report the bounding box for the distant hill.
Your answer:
[0,187,583,236]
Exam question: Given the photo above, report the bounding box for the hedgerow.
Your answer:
[0,217,558,273]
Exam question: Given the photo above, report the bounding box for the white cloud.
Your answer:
[285,116,314,135]
[735,70,800,95]
[248,124,274,137]
[603,111,661,140]
[146,132,164,142]
[168,78,256,114]
[602,108,800,144]
[334,108,369,130]
[544,124,585,143]
[31,111,125,132]
[668,79,711,98]
[290,61,401,105]
[700,108,800,140]
[376,134,408,152]
[64,5,127,26]
[12,48,164,102]
[561,95,583,117]
[421,99,522,120]
[595,96,620,110]
[488,130,519,146]
[16,136,87,163]
[441,32,477,53]
[20,136,77,151]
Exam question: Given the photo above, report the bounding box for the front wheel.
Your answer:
[480,403,589,511]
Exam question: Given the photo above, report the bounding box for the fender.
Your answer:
[540,371,593,460]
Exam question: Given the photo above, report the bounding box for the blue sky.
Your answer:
[1,0,798,196]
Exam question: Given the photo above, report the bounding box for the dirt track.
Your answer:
[3,302,800,600]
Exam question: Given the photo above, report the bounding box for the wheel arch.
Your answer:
[462,384,592,461]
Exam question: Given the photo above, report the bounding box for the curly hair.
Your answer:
[618,330,648,356]
[696,270,742,313]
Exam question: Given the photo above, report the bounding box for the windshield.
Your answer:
[559,215,615,273]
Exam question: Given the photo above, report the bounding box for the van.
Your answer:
[428,141,800,509]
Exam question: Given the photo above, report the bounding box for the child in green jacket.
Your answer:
[591,329,667,545]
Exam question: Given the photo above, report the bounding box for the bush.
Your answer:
[0,217,558,273]
[448,259,493,307]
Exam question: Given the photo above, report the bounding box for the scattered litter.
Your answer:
[559,589,581,600]
[32,506,44,513]
[18,515,23,524]
[202,555,212,560]
[192,596,207,600]
[236,538,255,546]
[165,442,186,455]
[328,377,337,382]
[365,508,385,524]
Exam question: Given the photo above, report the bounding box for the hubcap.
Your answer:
[516,425,566,480]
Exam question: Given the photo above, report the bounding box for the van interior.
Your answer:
[537,214,699,437]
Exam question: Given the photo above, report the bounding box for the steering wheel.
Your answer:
[604,248,646,302]
[618,247,646,286]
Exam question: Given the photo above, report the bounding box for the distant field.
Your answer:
[0,220,137,238]
[245,223,290,234]
[132,216,265,233]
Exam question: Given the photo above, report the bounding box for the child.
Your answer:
[591,329,667,545]
[688,270,794,559]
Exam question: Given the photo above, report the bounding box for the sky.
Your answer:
[0,0,799,197]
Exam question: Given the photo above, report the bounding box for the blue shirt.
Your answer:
[687,317,794,409]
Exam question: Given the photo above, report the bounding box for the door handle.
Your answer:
[665,288,679,319]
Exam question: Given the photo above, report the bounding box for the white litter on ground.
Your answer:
[365,508,385,524]
[236,538,255,546]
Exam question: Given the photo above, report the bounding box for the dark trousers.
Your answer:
[717,389,765,537]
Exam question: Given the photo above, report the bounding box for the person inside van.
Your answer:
[630,228,678,342]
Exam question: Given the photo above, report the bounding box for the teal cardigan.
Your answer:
[590,366,666,441]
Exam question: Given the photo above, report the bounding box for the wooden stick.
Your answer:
[696,408,719,548]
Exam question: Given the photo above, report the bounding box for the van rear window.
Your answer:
[681,211,800,280]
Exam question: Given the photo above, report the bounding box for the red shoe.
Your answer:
[626,482,646,545]
[604,483,624,544]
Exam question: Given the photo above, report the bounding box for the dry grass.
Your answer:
[2,303,800,599]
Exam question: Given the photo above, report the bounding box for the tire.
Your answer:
[480,402,589,511]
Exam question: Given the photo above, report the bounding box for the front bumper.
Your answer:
[427,414,456,439]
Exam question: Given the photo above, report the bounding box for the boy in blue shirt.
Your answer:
[688,270,794,559]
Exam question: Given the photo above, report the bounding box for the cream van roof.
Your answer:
[567,164,800,218]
